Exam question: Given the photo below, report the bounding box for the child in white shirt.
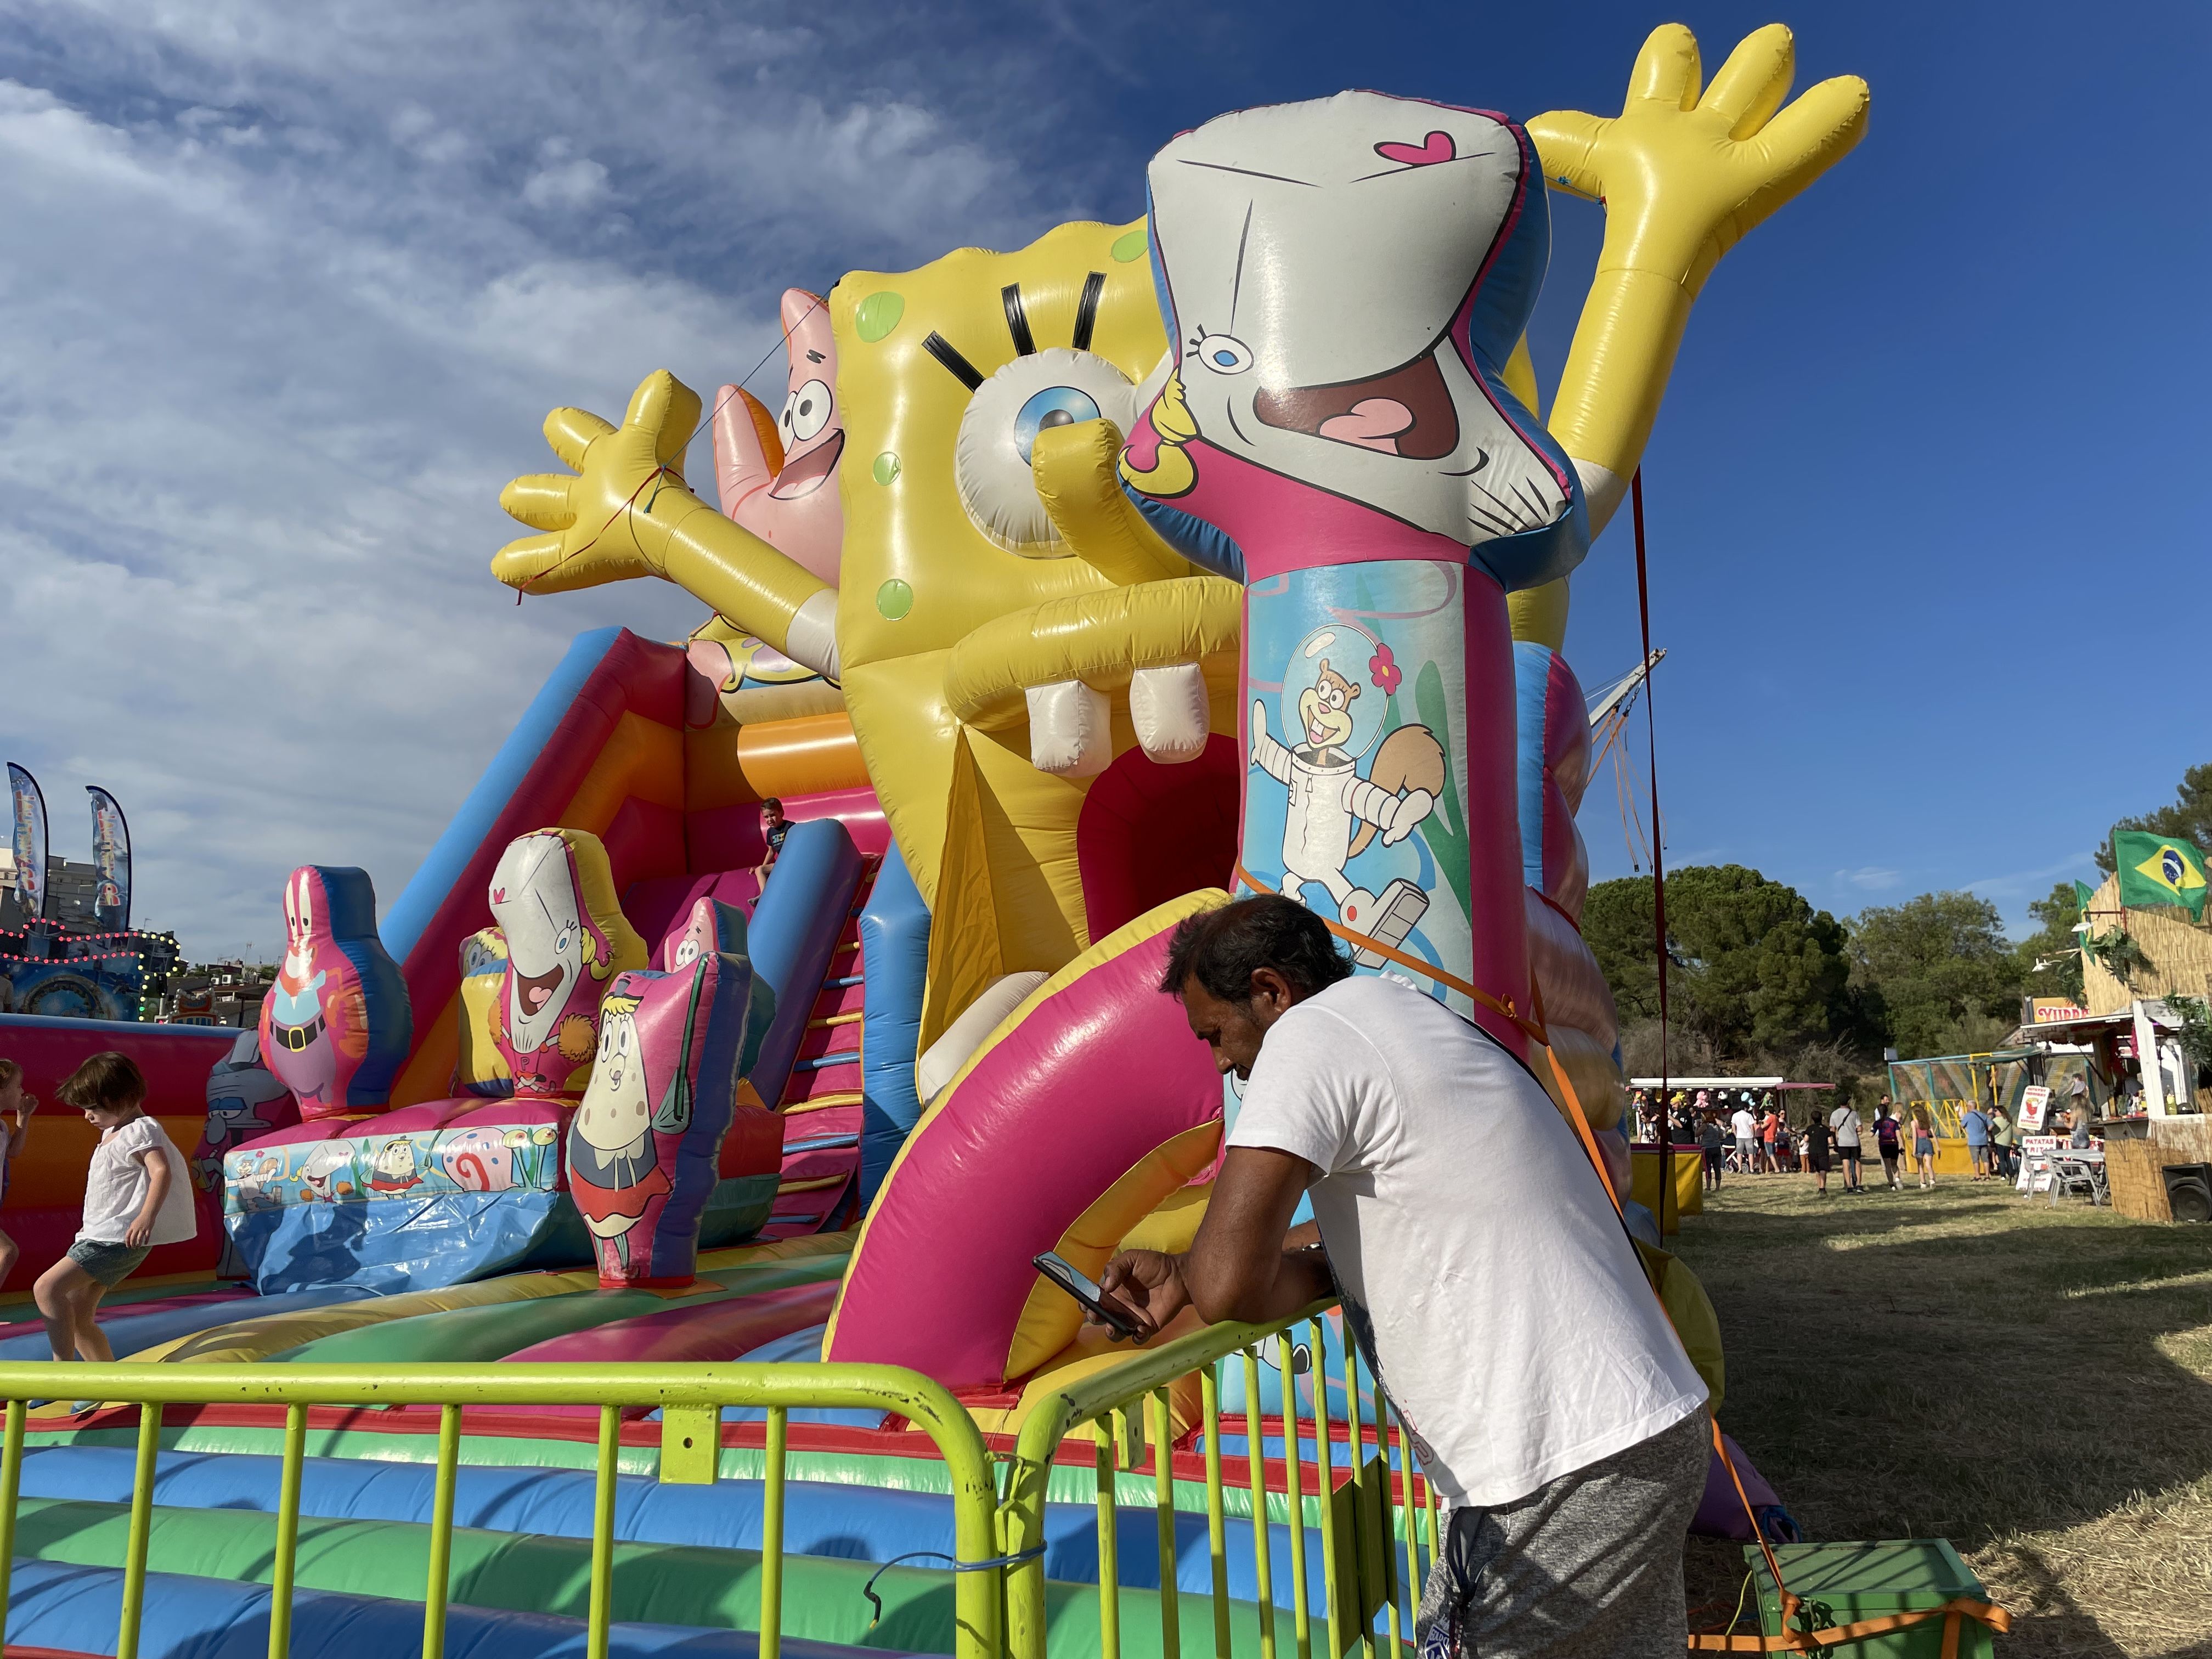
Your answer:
[35,1052,195,1368]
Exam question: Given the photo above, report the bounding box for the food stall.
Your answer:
[1998,1000,2209,1220]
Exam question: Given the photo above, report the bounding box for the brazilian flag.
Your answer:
[2113,831,2209,919]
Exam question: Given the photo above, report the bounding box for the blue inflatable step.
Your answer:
[0,1556,924,1658]
[0,1285,372,1362]
[15,1443,1330,1610]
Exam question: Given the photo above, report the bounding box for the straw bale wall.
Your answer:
[2080,873,2212,1015]
[2104,1119,2212,1222]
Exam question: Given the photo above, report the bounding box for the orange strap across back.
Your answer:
[1232,865,1546,1045]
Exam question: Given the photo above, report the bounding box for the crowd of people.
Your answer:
[1630,1085,2044,1197]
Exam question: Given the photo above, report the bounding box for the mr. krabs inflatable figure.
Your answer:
[258,866,410,1120]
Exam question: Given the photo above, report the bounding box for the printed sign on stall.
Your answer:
[2018,1085,2051,1133]
[2016,1132,2101,1194]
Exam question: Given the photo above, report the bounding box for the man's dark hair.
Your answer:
[1158,895,1352,1004]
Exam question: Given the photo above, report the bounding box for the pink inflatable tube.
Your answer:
[826,895,1226,1387]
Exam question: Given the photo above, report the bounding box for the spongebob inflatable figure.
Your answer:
[494,219,1242,1052]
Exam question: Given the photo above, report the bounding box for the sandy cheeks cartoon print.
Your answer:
[1242,561,1474,1009]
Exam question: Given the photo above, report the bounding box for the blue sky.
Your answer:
[1,1,2204,958]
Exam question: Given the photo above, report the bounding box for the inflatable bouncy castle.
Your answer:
[0,26,1866,1656]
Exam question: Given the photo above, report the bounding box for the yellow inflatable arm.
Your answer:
[945,575,1242,735]
[1514,24,1868,647]
[944,421,1242,736]
[494,371,842,677]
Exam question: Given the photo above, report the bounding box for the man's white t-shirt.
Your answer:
[1227,976,1708,1509]
[77,1116,196,1246]
[1829,1105,1862,1149]
[1730,1108,1757,1144]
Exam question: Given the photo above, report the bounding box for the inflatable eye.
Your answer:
[1013,387,1104,464]
[955,346,1138,553]
[1193,334,1252,375]
[783,379,833,445]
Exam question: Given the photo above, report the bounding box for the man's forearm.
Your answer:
[1180,1242,1334,1327]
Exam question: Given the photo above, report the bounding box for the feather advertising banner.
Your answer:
[6,764,47,924]
[86,786,132,932]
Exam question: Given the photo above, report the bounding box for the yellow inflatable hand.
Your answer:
[494,371,839,676]
[1530,24,1869,538]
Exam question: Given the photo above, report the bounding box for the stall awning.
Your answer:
[2004,1002,2179,1046]
[1627,1076,1835,1091]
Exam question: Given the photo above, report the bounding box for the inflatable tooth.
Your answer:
[258,866,412,1119]
[1122,93,1588,1055]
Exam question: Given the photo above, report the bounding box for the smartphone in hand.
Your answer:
[1032,1251,1144,1340]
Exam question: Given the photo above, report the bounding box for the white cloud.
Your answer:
[521,155,607,211]
[1956,856,2093,902]
[1836,866,1903,891]
[0,0,1099,961]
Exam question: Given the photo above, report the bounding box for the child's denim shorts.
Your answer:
[65,1239,151,1288]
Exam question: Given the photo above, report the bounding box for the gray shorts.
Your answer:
[1417,1407,1709,1659]
[66,1239,151,1288]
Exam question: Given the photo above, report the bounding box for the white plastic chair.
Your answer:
[2047,1157,2108,1207]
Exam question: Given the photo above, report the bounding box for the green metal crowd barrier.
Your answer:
[0,1302,1432,1659]
[996,1301,1440,1659]
[0,1359,1001,1659]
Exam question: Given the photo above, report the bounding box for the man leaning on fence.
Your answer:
[1095,896,1712,1659]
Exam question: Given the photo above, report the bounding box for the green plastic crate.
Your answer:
[1747,1541,1995,1658]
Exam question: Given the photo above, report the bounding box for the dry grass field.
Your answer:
[1670,1171,2212,1657]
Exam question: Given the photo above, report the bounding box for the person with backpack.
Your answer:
[1828,1098,1865,1193]
[1796,1119,1831,1194]
[1873,1101,1905,1189]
